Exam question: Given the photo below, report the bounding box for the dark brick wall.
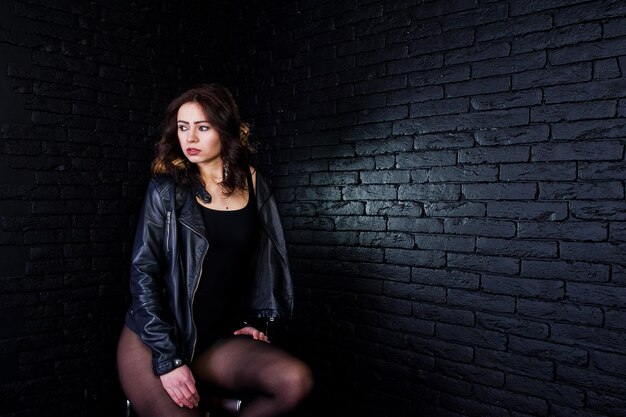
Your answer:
[3,1,626,417]
[220,1,626,417]
[0,1,224,416]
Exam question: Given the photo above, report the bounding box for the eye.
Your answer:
[199,125,210,132]
[178,125,188,132]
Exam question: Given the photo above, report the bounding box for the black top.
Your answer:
[192,172,259,353]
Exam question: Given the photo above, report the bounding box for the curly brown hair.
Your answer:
[152,83,254,195]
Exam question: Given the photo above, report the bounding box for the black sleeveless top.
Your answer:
[192,172,259,353]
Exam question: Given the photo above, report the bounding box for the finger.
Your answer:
[165,387,186,408]
[178,386,199,408]
[183,382,200,406]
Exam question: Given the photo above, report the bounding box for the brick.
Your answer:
[386,85,443,105]
[474,384,548,415]
[406,335,474,362]
[423,202,486,217]
[447,253,519,274]
[335,215,386,231]
[523,259,610,282]
[439,358,505,387]
[519,221,608,241]
[445,42,510,65]
[448,288,515,313]
[567,282,626,308]
[474,51,546,78]
[329,156,375,171]
[398,183,460,201]
[357,44,408,67]
[539,181,624,200]
[444,218,516,238]
[439,393,509,417]
[293,216,334,231]
[462,183,536,200]
[586,391,626,417]
[532,101,616,123]
[554,0,626,26]
[392,115,457,134]
[412,267,480,290]
[360,231,414,249]
[437,323,507,350]
[506,373,586,407]
[471,90,542,111]
[343,184,397,200]
[552,324,626,354]
[409,65,471,88]
[476,348,555,380]
[408,29,474,55]
[294,186,341,201]
[487,201,568,221]
[414,132,474,150]
[317,201,365,215]
[610,223,626,242]
[384,280,446,303]
[501,162,576,181]
[375,154,395,169]
[593,350,626,376]
[484,273,563,298]
[459,145,530,163]
[358,262,409,281]
[396,150,456,168]
[571,202,626,220]
[447,77,511,99]
[357,105,408,123]
[512,22,602,54]
[513,62,592,90]
[310,172,358,186]
[509,335,588,366]
[386,54,443,75]
[532,141,623,162]
[476,13,553,41]
[594,58,621,79]
[579,162,626,180]
[385,248,446,268]
[410,97,468,117]
[360,170,410,185]
[544,78,626,104]
[429,165,498,182]
[415,234,475,253]
[557,364,626,397]
[379,312,434,338]
[475,125,549,146]
[413,306,472,330]
[365,201,422,216]
[521,297,605,325]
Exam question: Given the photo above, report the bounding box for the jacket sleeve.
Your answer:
[253,171,294,319]
[127,179,183,375]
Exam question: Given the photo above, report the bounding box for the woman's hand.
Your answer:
[234,326,270,343]
[159,365,200,408]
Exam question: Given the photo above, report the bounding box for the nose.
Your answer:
[186,128,198,143]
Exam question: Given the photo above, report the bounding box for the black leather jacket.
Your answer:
[124,171,293,375]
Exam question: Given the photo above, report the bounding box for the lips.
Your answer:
[186,148,201,155]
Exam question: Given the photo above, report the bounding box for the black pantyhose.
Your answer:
[117,326,313,417]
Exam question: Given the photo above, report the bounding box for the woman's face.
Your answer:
[177,101,222,165]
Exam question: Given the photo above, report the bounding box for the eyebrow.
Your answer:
[176,120,210,124]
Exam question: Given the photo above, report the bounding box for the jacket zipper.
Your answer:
[165,211,171,253]
[180,219,208,362]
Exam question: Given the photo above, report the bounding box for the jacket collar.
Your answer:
[190,178,211,204]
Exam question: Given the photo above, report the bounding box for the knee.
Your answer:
[274,361,314,407]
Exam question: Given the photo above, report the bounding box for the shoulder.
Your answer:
[145,175,178,206]
[150,174,176,192]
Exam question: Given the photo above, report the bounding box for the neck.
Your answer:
[197,159,224,186]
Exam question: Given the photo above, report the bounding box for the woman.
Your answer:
[117,84,313,417]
